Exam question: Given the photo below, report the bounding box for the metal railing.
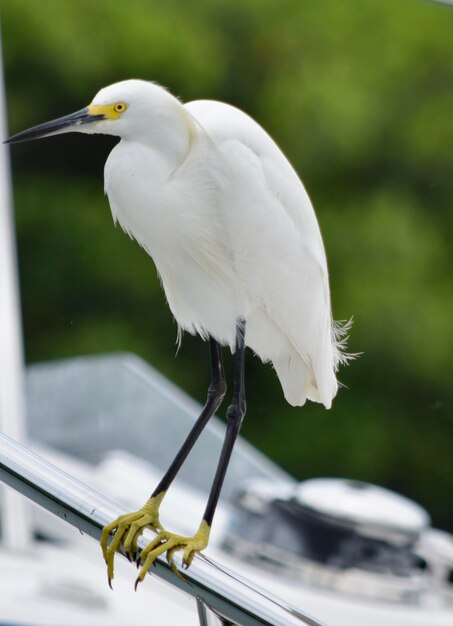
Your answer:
[0,432,326,626]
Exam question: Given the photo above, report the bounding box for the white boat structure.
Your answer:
[0,353,452,626]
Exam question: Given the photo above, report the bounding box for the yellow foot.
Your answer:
[135,520,211,589]
[100,492,165,587]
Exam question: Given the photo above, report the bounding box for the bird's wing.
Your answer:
[185,100,345,407]
[185,99,328,269]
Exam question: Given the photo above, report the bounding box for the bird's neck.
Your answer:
[140,103,199,171]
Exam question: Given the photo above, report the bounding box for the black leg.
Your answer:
[203,319,246,527]
[151,337,226,498]
[103,324,247,585]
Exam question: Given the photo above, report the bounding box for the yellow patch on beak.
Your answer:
[88,102,127,121]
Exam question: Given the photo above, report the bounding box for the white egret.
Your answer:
[5,79,351,588]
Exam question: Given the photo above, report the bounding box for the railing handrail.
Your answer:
[0,433,326,626]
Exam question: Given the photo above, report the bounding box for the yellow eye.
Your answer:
[113,102,127,113]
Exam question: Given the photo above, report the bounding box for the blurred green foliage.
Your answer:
[2,0,452,529]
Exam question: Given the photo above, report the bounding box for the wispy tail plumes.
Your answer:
[332,317,358,370]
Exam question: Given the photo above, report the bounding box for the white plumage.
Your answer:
[88,80,348,408]
[5,76,353,584]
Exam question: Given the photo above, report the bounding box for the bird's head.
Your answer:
[4,79,186,145]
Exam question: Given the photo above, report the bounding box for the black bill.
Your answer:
[4,107,105,144]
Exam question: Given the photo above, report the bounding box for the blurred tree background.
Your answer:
[1,0,452,530]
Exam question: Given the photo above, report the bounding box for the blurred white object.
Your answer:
[296,478,430,538]
[9,353,450,626]
[0,28,29,551]
[0,536,199,626]
[224,474,453,624]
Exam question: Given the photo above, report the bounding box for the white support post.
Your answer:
[0,28,30,550]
